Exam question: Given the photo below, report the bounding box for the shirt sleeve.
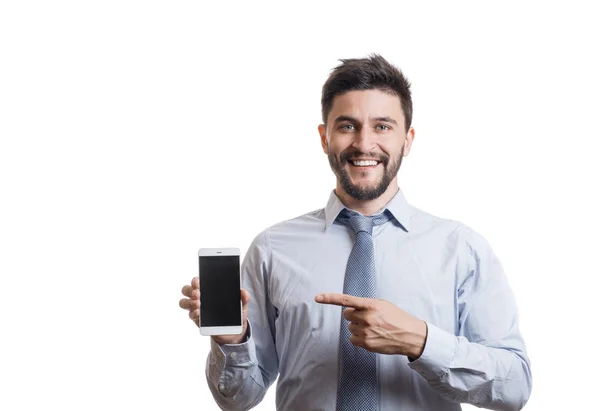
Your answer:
[205,230,279,410]
[408,226,533,411]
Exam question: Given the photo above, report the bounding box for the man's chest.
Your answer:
[267,233,460,330]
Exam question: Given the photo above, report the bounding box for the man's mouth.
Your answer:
[348,159,381,167]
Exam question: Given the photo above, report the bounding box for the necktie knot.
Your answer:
[338,209,392,235]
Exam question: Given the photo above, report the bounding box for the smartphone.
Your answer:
[198,248,243,336]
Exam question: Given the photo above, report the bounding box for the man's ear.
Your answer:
[318,124,328,154]
[403,127,415,156]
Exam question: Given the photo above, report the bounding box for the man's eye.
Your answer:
[340,124,355,131]
[376,124,390,131]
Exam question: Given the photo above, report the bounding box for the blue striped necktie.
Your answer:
[336,208,392,411]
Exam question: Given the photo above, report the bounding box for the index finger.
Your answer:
[314,293,370,310]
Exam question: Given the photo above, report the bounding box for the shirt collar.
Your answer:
[323,188,412,232]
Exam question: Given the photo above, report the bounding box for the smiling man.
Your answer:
[180,54,532,410]
[321,87,412,214]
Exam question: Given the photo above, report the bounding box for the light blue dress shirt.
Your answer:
[206,190,532,410]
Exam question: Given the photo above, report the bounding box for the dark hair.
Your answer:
[321,54,413,132]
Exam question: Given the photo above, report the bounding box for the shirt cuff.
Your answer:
[408,322,458,380]
[207,321,258,397]
[210,321,256,366]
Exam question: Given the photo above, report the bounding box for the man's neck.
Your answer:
[335,182,399,216]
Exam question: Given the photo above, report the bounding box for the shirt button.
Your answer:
[229,352,237,359]
[218,384,225,393]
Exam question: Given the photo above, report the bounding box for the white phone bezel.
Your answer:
[198,248,243,336]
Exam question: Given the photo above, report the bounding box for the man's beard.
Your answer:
[328,146,404,201]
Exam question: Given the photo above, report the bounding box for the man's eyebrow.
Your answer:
[372,116,398,125]
[333,115,398,125]
[333,115,359,124]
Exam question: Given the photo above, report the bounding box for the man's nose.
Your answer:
[352,128,377,152]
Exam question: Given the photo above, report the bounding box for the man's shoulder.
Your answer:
[266,207,326,235]
[408,203,462,233]
[408,204,488,246]
[247,208,326,248]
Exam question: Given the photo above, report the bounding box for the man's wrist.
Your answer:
[211,321,249,345]
[407,320,428,360]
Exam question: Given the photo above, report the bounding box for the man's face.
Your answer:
[319,89,414,201]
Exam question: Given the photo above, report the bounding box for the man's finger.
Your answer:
[189,308,199,319]
[343,307,355,321]
[179,298,198,310]
[189,308,199,325]
[349,334,366,349]
[314,293,370,310]
[241,289,252,306]
[343,307,368,324]
[181,285,193,298]
[191,277,199,289]
[348,322,365,337]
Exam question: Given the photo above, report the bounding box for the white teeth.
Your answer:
[352,160,378,166]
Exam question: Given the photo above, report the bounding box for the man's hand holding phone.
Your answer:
[179,277,251,345]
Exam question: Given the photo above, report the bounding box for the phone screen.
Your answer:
[199,255,241,327]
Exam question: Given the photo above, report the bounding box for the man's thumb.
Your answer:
[241,289,252,306]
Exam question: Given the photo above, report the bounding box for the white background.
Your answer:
[1,1,598,410]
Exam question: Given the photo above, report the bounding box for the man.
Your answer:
[179,54,532,410]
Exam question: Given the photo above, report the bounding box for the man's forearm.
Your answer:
[205,331,269,411]
[408,323,532,411]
